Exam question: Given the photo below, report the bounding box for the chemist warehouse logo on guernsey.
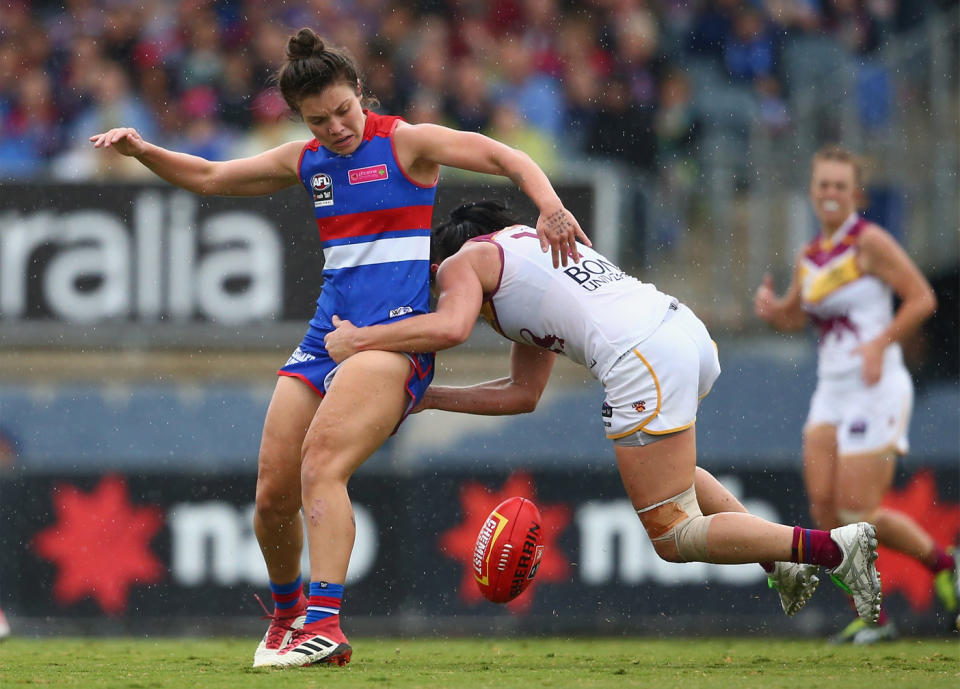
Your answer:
[348,164,388,185]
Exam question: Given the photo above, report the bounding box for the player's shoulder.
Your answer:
[391,119,440,142]
[490,225,537,242]
[855,222,906,274]
[438,241,502,290]
[258,138,314,159]
[855,220,891,246]
[364,110,403,139]
[255,139,315,177]
[458,237,503,262]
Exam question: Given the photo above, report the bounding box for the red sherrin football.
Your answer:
[473,496,545,603]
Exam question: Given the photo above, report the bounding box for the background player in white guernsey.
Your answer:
[324,200,884,621]
[754,145,956,642]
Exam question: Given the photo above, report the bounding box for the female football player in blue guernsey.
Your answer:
[754,146,954,643]
[324,201,885,624]
[90,29,589,669]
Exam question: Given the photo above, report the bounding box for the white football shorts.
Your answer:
[805,361,913,456]
[601,302,721,441]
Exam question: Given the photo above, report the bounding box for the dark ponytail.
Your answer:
[431,201,521,265]
[276,28,363,114]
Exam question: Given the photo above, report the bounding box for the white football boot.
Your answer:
[767,561,820,616]
[826,522,882,624]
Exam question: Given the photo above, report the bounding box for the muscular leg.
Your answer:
[255,376,321,584]
[616,426,795,564]
[300,351,411,584]
[836,449,936,561]
[677,448,822,617]
[803,424,840,530]
[266,352,414,668]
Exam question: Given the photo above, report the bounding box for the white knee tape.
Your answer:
[675,513,714,562]
[636,484,715,562]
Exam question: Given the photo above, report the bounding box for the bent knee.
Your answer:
[300,444,352,486]
[651,539,685,563]
[637,484,714,563]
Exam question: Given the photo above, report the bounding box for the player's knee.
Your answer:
[637,484,715,563]
[650,538,684,563]
[300,452,338,487]
[300,440,351,487]
[254,479,300,525]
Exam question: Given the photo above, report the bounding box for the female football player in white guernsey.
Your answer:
[91,30,589,668]
[324,200,884,622]
[754,146,955,643]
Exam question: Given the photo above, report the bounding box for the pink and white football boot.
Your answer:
[270,617,352,668]
[252,593,308,668]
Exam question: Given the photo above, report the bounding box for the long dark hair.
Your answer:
[431,201,521,265]
[276,28,369,114]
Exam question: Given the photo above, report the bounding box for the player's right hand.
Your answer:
[324,315,360,363]
[536,205,589,269]
[753,273,777,321]
[89,127,148,157]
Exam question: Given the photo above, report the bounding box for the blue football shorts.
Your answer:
[278,342,434,431]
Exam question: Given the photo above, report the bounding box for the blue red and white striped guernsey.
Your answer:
[298,110,438,333]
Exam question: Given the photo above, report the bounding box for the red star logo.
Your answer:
[438,471,571,613]
[875,470,960,611]
[33,475,165,615]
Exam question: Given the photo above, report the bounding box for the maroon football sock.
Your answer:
[790,525,843,568]
[926,546,954,574]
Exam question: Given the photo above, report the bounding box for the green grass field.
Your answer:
[0,637,957,689]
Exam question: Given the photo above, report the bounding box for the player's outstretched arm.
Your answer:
[89,127,304,196]
[419,342,555,416]
[396,123,590,268]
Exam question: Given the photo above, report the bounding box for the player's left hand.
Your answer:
[536,206,590,268]
[324,315,359,363]
[853,338,885,385]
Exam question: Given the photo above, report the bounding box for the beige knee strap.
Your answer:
[636,484,715,562]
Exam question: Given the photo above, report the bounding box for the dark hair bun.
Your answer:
[287,28,325,61]
[449,201,479,222]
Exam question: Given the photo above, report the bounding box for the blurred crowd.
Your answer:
[0,0,945,181]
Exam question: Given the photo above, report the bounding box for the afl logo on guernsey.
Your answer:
[311,173,334,207]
